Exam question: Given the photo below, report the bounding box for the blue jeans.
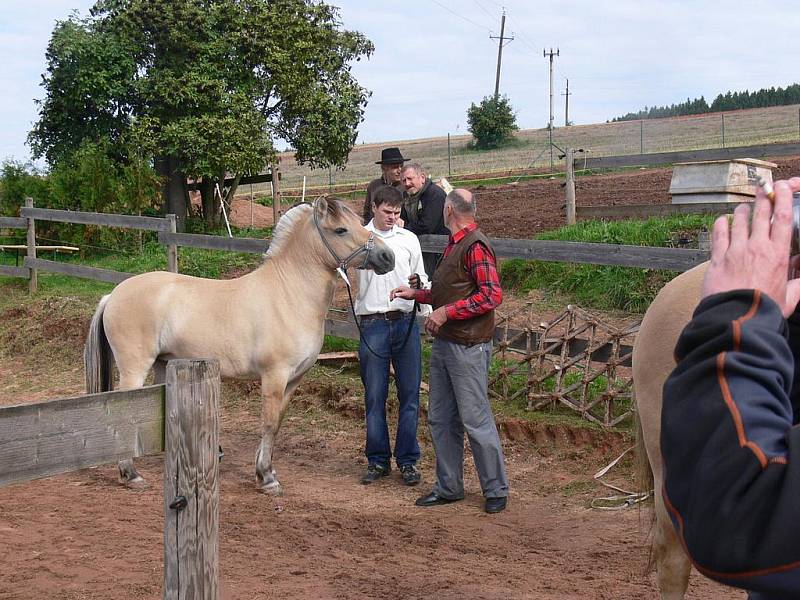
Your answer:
[358,313,421,468]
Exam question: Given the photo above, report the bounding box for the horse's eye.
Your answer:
[334,227,347,235]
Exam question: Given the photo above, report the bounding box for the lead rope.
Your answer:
[340,271,420,360]
[311,202,419,360]
[590,446,652,510]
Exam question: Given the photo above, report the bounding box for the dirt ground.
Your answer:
[5,159,790,599]
[0,371,740,600]
[231,155,800,239]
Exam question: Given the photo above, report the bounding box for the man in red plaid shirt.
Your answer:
[391,189,509,514]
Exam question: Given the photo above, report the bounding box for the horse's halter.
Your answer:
[312,204,375,287]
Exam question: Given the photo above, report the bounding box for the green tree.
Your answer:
[0,161,50,217]
[466,95,518,150]
[29,0,373,229]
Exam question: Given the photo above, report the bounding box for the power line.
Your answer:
[428,0,492,33]
[505,13,539,54]
[471,0,495,20]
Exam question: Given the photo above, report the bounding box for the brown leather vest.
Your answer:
[431,227,496,345]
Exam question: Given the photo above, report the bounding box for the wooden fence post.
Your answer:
[166,214,178,273]
[271,165,281,226]
[24,197,37,293]
[163,359,220,600]
[565,148,576,225]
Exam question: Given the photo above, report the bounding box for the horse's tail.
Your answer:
[84,295,114,393]
[633,387,655,498]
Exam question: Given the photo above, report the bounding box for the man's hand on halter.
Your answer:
[701,177,800,317]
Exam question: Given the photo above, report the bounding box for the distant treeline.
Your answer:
[612,83,800,122]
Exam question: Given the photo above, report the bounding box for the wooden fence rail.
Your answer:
[2,204,712,289]
[0,359,220,599]
[20,207,171,231]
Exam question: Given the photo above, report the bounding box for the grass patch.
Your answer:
[501,214,716,312]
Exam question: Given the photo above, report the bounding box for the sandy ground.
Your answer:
[2,160,777,598]
[0,373,741,600]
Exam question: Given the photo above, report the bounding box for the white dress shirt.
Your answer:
[355,221,430,315]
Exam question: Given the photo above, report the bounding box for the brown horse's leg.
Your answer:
[653,490,691,599]
[255,373,299,495]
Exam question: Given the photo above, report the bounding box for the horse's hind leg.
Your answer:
[653,489,691,599]
[115,363,158,489]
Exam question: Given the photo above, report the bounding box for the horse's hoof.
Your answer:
[259,480,283,496]
[122,476,149,491]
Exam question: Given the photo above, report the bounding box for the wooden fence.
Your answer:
[0,358,220,599]
[1,200,708,428]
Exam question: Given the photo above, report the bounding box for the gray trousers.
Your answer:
[428,338,509,499]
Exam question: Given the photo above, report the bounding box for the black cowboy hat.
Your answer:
[375,147,409,165]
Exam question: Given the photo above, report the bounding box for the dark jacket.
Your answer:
[401,179,449,236]
[662,289,800,599]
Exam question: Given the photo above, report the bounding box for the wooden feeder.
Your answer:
[669,158,777,204]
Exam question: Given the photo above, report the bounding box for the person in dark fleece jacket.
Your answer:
[400,162,449,277]
[662,177,800,599]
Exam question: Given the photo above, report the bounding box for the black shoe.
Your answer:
[485,496,507,514]
[361,463,390,484]
[399,464,421,486]
[415,491,462,507]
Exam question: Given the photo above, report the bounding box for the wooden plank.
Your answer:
[0,265,29,278]
[20,207,169,231]
[188,172,277,190]
[0,385,165,487]
[418,235,708,271]
[0,217,26,229]
[578,141,800,170]
[23,257,133,284]
[317,351,359,362]
[577,202,738,219]
[158,231,269,254]
[164,360,219,600]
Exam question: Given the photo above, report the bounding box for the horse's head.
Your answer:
[312,196,395,275]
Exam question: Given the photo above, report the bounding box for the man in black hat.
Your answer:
[363,147,409,223]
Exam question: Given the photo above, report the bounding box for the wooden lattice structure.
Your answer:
[489,303,640,428]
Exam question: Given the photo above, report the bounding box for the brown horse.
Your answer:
[632,262,708,599]
[84,197,395,494]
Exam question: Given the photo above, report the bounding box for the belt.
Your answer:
[360,310,407,321]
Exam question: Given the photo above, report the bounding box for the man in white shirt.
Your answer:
[356,185,429,486]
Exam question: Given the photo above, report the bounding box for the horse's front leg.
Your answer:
[255,372,297,495]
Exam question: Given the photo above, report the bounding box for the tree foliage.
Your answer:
[466,95,518,150]
[612,83,800,122]
[29,0,374,225]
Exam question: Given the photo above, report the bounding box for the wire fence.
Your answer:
[268,104,800,192]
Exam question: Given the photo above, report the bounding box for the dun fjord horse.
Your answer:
[84,197,395,494]
[632,261,709,599]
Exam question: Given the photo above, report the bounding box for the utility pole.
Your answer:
[562,78,572,126]
[543,47,560,169]
[490,9,514,99]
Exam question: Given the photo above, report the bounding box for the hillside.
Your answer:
[269,103,800,191]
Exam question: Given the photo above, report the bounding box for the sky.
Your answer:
[2,0,799,165]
